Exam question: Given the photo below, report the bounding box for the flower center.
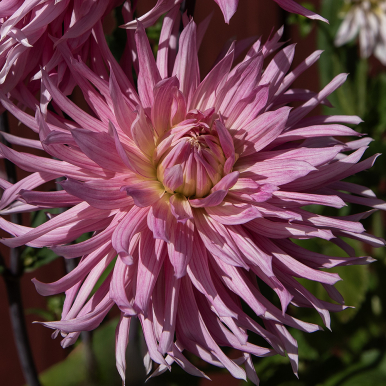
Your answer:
[156,127,225,198]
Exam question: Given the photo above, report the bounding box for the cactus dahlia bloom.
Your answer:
[335,0,386,64]
[1,14,385,384]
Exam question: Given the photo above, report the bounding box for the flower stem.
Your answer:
[1,112,41,386]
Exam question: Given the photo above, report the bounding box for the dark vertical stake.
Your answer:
[0,112,41,386]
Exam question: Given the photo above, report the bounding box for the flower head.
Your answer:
[0,11,384,384]
[335,0,386,64]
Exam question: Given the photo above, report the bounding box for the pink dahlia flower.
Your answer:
[0,0,119,94]
[0,10,384,384]
[123,0,328,27]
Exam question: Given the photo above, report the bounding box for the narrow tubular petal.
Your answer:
[205,201,262,225]
[135,21,161,109]
[135,234,165,314]
[167,217,194,278]
[158,260,181,353]
[172,19,199,105]
[115,315,131,382]
[112,207,149,261]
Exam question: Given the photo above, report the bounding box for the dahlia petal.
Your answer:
[239,159,316,186]
[157,5,181,79]
[276,239,375,269]
[169,193,193,223]
[271,191,346,208]
[147,194,173,242]
[190,46,234,111]
[337,230,385,248]
[109,67,137,137]
[268,322,299,376]
[187,235,237,318]
[112,207,149,261]
[50,216,120,258]
[172,19,199,105]
[213,117,235,160]
[194,209,248,268]
[0,142,94,180]
[293,209,365,233]
[238,107,291,157]
[2,202,108,248]
[169,344,210,379]
[241,146,344,168]
[110,256,136,316]
[284,147,368,191]
[205,201,262,225]
[152,77,180,136]
[0,90,41,132]
[287,73,349,127]
[189,190,228,208]
[273,0,328,23]
[71,128,127,172]
[135,21,161,109]
[261,44,296,99]
[122,180,165,208]
[139,314,169,366]
[109,121,154,178]
[0,130,42,149]
[246,218,334,240]
[0,171,57,210]
[227,85,270,132]
[115,315,131,382]
[257,236,341,285]
[135,235,165,314]
[167,217,194,278]
[39,293,114,333]
[213,0,239,23]
[273,124,361,148]
[92,21,139,103]
[328,181,376,198]
[178,278,247,380]
[158,261,181,353]
[60,178,130,210]
[276,50,324,96]
[130,105,155,157]
[121,0,182,29]
[251,202,302,221]
[244,353,260,385]
[210,258,266,317]
[55,0,109,46]
[326,189,386,211]
[41,69,106,133]
[32,242,112,296]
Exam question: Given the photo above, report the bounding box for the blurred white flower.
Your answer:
[335,0,386,64]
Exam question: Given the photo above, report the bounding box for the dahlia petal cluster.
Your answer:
[0,7,385,385]
[0,0,123,95]
[335,0,386,64]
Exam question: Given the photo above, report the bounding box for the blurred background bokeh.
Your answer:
[1,0,385,385]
